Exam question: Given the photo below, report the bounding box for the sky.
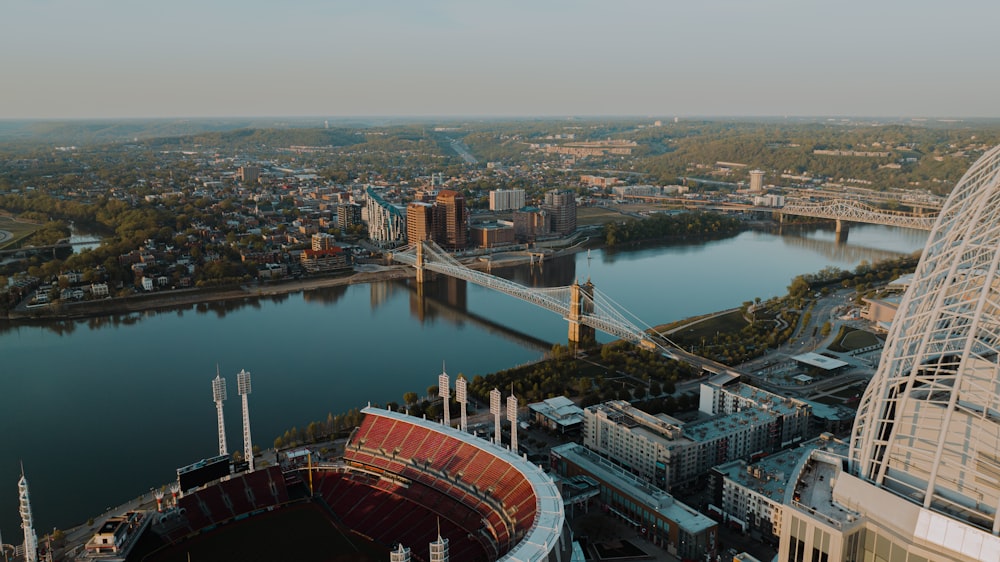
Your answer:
[2,0,999,119]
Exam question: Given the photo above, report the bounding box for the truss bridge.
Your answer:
[780,198,937,231]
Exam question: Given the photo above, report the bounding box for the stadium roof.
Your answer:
[361,406,566,562]
[790,352,848,371]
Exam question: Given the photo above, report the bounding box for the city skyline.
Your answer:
[3,0,999,119]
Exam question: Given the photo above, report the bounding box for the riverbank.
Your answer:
[1,242,591,323]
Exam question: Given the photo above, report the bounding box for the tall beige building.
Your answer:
[749,169,765,192]
[406,202,434,244]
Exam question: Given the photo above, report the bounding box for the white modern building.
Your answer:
[699,380,812,448]
[780,145,1000,562]
[583,397,788,491]
[488,188,526,211]
[711,436,843,541]
[364,187,406,247]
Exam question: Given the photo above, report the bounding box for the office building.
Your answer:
[407,202,434,244]
[749,170,765,192]
[469,222,515,248]
[489,189,526,211]
[512,206,551,242]
[433,190,466,250]
[238,165,260,184]
[542,189,577,236]
[337,203,362,231]
[779,145,1000,562]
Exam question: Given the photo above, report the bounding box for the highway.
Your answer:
[448,138,478,164]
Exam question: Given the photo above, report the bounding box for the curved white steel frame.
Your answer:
[782,198,937,230]
[850,145,1000,533]
[391,242,669,351]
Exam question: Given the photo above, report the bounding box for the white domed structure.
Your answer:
[851,144,1000,532]
[780,146,1000,562]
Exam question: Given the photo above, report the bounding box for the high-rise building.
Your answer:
[238,165,260,184]
[337,203,362,231]
[749,169,765,192]
[434,190,466,250]
[364,187,406,247]
[779,145,1000,562]
[406,202,434,244]
[542,189,577,236]
[489,188,526,211]
[513,206,551,242]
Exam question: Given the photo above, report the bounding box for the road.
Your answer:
[448,138,478,164]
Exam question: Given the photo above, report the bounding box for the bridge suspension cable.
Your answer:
[391,242,674,355]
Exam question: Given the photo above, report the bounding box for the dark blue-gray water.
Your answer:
[0,224,926,535]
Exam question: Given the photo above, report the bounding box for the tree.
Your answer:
[403,391,419,406]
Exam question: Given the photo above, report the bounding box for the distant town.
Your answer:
[0,117,990,318]
[4,117,1000,562]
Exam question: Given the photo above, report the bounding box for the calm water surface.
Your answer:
[0,224,927,534]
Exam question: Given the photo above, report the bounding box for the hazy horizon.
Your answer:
[4,0,999,120]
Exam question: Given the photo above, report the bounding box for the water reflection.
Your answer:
[301,284,349,305]
[404,277,550,351]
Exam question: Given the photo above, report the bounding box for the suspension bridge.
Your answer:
[391,241,675,354]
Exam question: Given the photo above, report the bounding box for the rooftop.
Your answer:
[716,442,827,504]
[720,382,810,416]
[552,443,715,534]
[790,352,849,371]
[684,408,778,443]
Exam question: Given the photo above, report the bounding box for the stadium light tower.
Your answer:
[390,544,411,562]
[18,464,37,562]
[212,367,228,457]
[507,393,519,453]
[490,388,502,445]
[455,375,468,432]
[438,364,451,428]
[169,482,180,506]
[237,369,254,472]
[429,521,449,562]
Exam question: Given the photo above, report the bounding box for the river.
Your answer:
[0,223,927,536]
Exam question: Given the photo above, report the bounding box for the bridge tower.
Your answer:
[835,218,850,243]
[568,279,596,346]
[415,241,427,284]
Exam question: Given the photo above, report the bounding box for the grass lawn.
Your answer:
[829,326,881,352]
[577,206,629,227]
[144,503,387,562]
[669,310,748,344]
[0,215,43,250]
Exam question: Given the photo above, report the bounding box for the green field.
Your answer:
[0,215,43,250]
[669,310,748,343]
[576,206,629,227]
[829,327,881,352]
[143,503,387,562]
